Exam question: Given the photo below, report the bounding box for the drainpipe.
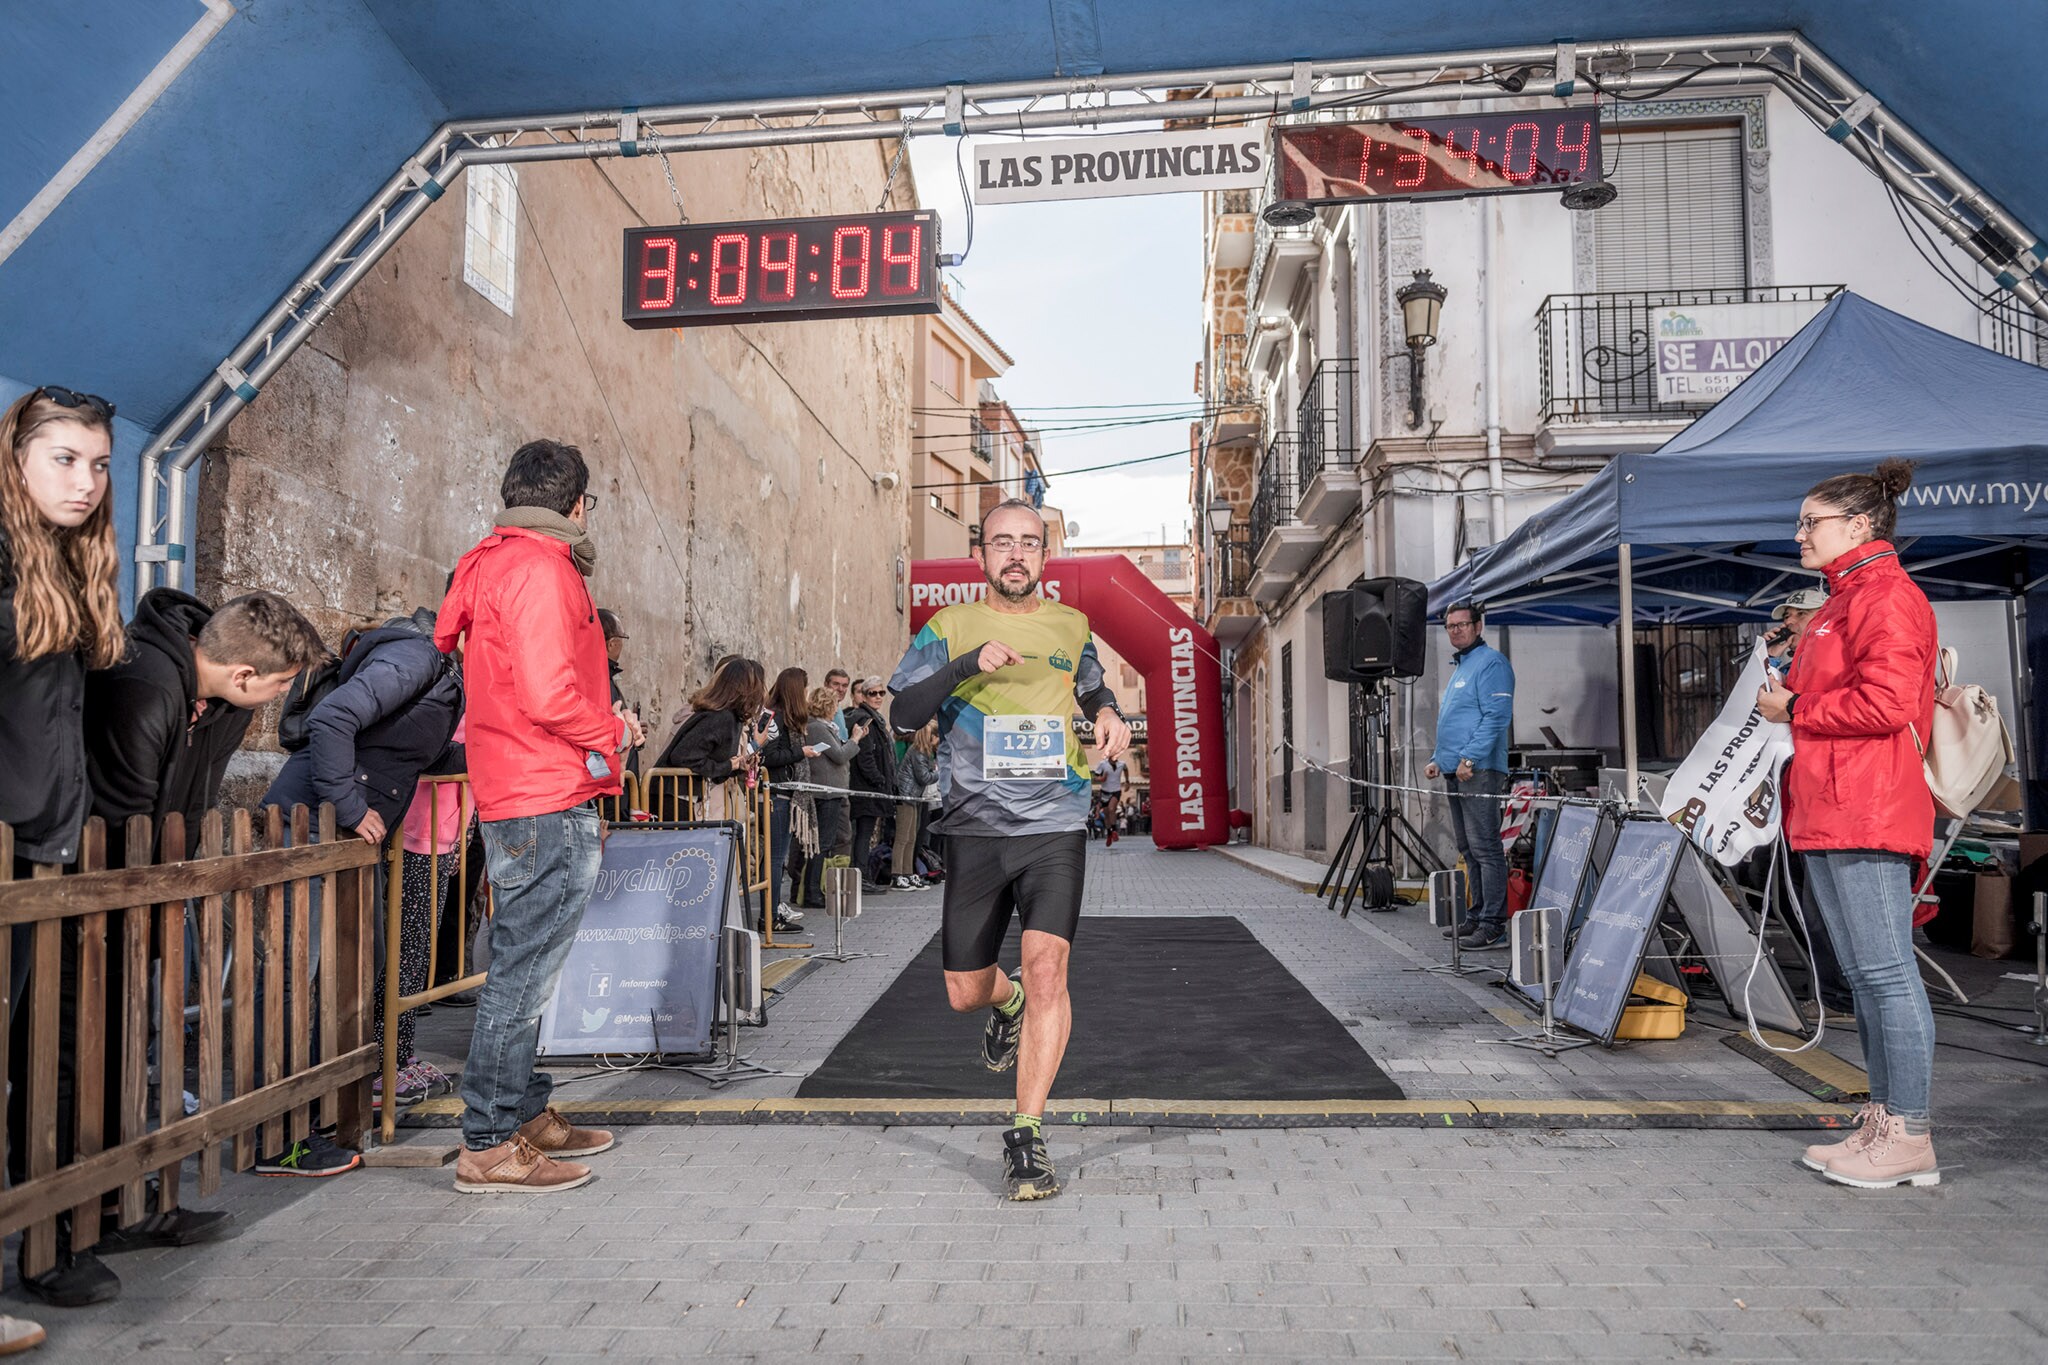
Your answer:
[1479,200,1506,542]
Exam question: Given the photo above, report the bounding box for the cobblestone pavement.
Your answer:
[21,844,2048,1362]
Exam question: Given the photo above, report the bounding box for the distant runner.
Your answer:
[888,500,1130,1200]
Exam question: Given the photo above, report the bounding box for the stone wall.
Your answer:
[197,133,919,802]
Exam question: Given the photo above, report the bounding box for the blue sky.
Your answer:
[909,136,1202,548]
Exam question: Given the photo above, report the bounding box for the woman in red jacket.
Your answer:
[1756,458,1939,1189]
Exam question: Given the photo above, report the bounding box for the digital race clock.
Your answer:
[622,210,941,329]
[1274,111,1601,204]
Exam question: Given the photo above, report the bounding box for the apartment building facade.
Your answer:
[1194,85,2039,859]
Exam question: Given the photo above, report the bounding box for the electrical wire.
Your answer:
[911,442,1190,491]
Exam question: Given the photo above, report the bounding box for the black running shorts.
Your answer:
[940,831,1087,972]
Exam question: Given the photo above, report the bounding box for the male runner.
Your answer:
[888,500,1130,1200]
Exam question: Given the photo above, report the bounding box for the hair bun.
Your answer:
[1872,457,1916,501]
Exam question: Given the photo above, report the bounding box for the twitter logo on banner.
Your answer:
[579,1005,611,1033]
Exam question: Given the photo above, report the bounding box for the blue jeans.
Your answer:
[461,803,602,1150]
[1444,769,1509,932]
[770,792,795,909]
[1801,850,1935,1122]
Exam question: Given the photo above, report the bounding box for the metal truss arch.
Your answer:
[136,31,2048,593]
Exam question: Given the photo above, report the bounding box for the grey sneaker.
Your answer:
[980,970,1024,1072]
[1002,1125,1060,1201]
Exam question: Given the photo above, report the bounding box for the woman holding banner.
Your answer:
[1756,458,1940,1189]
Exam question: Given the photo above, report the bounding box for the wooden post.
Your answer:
[260,806,286,1159]
[332,856,371,1152]
[0,827,12,1206]
[68,820,107,1252]
[317,805,340,1132]
[197,813,228,1197]
[24,862,62,1275]
[230,811,256,1171]
[118,817,152,1221]
[155,812,191,1211]
[287,805,311,1145]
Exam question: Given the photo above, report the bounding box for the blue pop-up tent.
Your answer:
[1428,290,2048,793]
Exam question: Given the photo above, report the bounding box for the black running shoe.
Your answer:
[1002,1125,1060,1201]
[980,969,1023,1073]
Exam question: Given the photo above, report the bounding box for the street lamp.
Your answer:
[1206,499,1233,536]
[1395,269,1448,429]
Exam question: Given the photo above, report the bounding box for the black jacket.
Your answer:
[758,708,810,783]
[656,708,743,780]
[0,534,89,864]
[846,703,897,817]
[263,612,462,832]
[84,589,257,860]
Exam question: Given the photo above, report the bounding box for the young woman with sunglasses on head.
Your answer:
[1754,458,1942,1189]
[0,387,126,1330]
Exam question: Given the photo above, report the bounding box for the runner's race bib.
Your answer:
[983,715,1067,781]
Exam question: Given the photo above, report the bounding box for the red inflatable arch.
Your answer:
[908,557,1228,849]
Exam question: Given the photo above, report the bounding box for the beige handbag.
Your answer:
[1910,647,2014,819]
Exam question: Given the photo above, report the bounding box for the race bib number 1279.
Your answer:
[982,714,1067,781]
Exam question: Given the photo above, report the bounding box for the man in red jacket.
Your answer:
[435,439,643,1193]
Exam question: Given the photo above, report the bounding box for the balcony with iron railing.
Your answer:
[1295,356,1360,525]
[1248,430,1322,602]
[1246,195,1322,337]
[1204,522,1258,646]
[1537,284,1844,425]
[968,417,995,464]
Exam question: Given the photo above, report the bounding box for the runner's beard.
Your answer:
[986,560,1040,604]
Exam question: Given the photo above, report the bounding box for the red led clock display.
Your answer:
[622,210,941,329]
[1275,111,1601,204]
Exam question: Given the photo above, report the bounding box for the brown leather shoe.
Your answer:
[453,1136,593,1194]
[517,1106,615,1158]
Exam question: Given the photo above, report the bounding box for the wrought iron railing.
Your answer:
[1296,357,1359,488]
[1206,331,1257,410]
[1217,188,1253,216]
[1210,523,1253,599]
[1536,285,1843,423]
[1249,432,1301,558]
[969,417,994,464]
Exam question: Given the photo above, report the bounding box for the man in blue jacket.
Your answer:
[1425,601,1515,949]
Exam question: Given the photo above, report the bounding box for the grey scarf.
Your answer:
[494,505,596,577]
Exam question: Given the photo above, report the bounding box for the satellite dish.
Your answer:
[1065,521,1081,540]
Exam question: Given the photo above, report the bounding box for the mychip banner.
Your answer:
[537,826,737,1058]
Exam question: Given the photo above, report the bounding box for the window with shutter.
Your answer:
[1590,124,1747,292]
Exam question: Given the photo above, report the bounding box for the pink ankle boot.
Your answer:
[1801,1103,1880,1172]
[1822,1111,1939,1188]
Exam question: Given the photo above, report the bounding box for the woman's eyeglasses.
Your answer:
[34,386,115,420]
[1794,512,1852,535]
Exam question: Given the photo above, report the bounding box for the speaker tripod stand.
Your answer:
[1317,677,1443,916]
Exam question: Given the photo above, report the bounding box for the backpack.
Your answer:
[276,614,447,752]
[1910,646,2015,819]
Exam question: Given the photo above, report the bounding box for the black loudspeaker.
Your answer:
[1321,578,1428,681]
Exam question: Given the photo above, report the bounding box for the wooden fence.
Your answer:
[0,805,378,1276]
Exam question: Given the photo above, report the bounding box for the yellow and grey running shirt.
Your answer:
[888,598,1115,837]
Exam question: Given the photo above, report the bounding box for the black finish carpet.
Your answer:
[797,916,1403,1100]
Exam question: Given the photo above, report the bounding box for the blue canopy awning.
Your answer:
[1431,292,2048,625]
